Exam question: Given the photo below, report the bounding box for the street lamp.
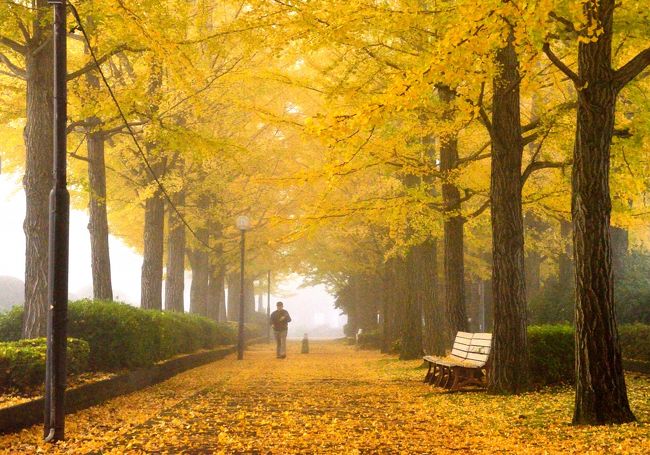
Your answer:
[236,215,251,360]
[45,0,69,443]
[266,270,271,343]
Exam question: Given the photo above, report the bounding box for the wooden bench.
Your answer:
[423,331,492,390]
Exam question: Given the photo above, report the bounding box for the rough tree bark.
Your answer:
[140,192,165,310]
[227,272,239,322]
[381,258,401,353]
[439,86,468,340]
[419,239,445,356]
[524,213,545,302]
[22,2,53,338]
[207,259,225,321]
[87,131,113,301]
[561,0,644,424]
[164,192,185,312]
[487,32,529,394]
[558,219,574,286]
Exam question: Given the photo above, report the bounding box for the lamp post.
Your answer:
[266,270,271,343]
[44,0,69,442]
[236,215,251,360]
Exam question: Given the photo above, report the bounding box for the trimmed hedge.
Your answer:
[0,338,89,391]
[619,324,650,362]
[357,330,382,350]
[0,300,263,372]
[528,324,650,386]
[528,325,574,386]
[0,306,22,342]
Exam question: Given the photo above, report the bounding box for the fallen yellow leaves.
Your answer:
[0,341,648,454]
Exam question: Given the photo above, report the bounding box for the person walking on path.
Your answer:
[270,301,291,359]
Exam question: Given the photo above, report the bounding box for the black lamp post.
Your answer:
[266,270,271,343]
[236,215,251,360]
[44,0,69,442]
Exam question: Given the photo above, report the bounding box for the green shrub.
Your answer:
[68,300,160,370]
[357,330,382,350]
[0,306,23,342]
[0,338,89,391]
[0,300,266,372]
[619,324,650,362]
[527,325,575,386]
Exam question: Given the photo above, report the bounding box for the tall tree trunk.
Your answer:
[420,239,445,356]
[22,3,53,338]
[381,259,400,353]
[610,226,628,277]
[245,277,256,319]
[164,192,185,312]
[525,251,542,302]
[524,213,545,302]
[400,249,423,360]
[189,248,209,316]
[227,272,239,322]
[87,132,113,301]
[207,259,225,321]
[558,219,574,285]
[571,0,636,424]
[141,193,165,310]
[354,275,378,332]
[438,86,468,340]
[488,32,529,394]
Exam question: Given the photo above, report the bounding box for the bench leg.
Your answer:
[423,362,433,383]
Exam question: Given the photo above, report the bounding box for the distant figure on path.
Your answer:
[270,301,291,359]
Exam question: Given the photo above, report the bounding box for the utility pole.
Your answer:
[235,216,250,360]
[44,0,69,442]
[267,270,271,343]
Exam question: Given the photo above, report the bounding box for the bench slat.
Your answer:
[466,352,489,363]
[471,338,492,347]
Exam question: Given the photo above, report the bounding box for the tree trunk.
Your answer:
[164,192,185,312]
[189,248,209,316]
[381,259,401,353]
[438,86,468,341]
[207,258,225,321]
[87,132,113,301]
[559,219,574,285]
[524,213,545,302]
[22,3,53,338]
[610,226,628,277]
[571,0,635,424]
[141,193,165,310]
[419,239,445,356]
[227,272,239,322]
[245,277,256,319]
[399,249,423,360]
[488,32,529,394]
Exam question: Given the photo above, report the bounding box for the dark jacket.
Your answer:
[270,309,291,331]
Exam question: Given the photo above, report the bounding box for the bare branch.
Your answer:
[542,42,580,84]
[0,52,26,79]
[521,160,571,186]
[548,11,577,35]
[0,36,26,54]
[614,47,650,91]
[67,44,144,81]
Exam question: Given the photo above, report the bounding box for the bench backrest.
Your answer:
[450,331,492,366]
[450,331,473,361]
[467,332,492,366]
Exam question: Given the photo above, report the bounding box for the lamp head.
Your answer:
[236,215,251,231]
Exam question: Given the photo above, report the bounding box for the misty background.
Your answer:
[0,174,344,339]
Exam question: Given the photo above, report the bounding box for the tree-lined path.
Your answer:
[1,341,648,454]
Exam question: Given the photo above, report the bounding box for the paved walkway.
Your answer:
[1,341,649,454]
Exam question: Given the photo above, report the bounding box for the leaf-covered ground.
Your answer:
[1,341,648,454]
